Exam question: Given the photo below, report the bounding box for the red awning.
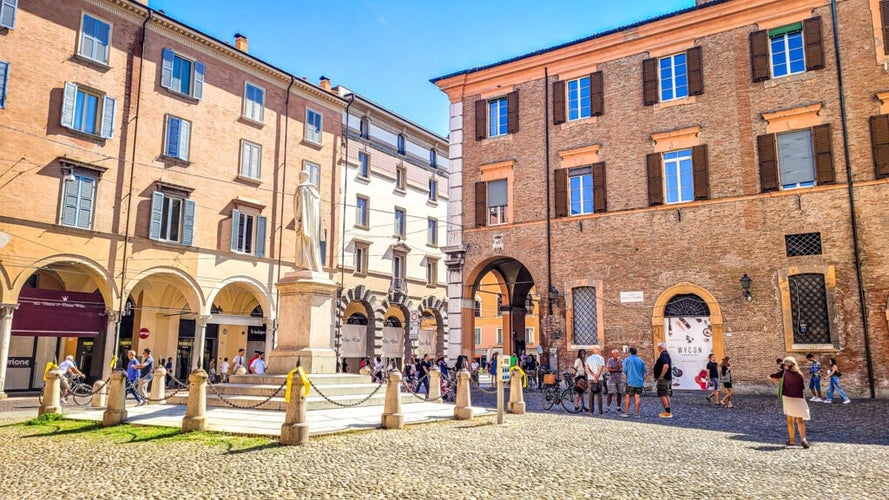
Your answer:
[11,288,106,337]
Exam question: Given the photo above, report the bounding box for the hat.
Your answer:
[657,342,667,349]
[65,355,74,361]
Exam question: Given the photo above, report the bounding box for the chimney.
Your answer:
[234,33,248,53]
[319,76,332,92]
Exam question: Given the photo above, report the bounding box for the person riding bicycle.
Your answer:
[57,355,84,402]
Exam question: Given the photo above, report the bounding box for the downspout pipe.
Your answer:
[336,93,356,371]
[113,8,152,368]
[830,0,875,398]
[272,75,296,353]
[544,68,553,315]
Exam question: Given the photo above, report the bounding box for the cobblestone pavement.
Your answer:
[1,389,888,499]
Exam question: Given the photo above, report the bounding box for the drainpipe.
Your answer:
[830,0,874,398]
[544,67,553,316]
[336,93,356,371]
[272,75,296,352]
[113,8,152,367]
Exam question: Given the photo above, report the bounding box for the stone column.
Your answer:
[101,311,120,380]
[190,315,210,370]
[0,303,19,399]
[427,365,442,402]
[102,371,127,426]
[454,368,473,420]
[508,369,526,414]
[181,369,208,432]
[39,369,62,416]
[149,366,167,405]
[381,369,404,429]
[280,370,309,445]
[267,270,337,374]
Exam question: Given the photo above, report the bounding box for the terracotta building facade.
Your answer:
[435,0,889,396]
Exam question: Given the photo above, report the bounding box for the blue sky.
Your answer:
[148,0,695,137]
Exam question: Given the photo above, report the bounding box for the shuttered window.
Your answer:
[60,82,116,139]
[569,166,593,215]
[664,149,694,204]
[567,76,591,120]
[758,125,834,191]
[243,83,264,122]
[647,48,702,104]
[556,163,608,217]
[648,147,709,205]
[777,130,816,188]
[749,18,823,82]
[488,179,508,225]
[646,153,664,206]
[230,210,266,257]
[305,108,322,144]
[164,115,191,161]
[78,14,111,65]
[552,80,566,125]
[474,181,487,227]
[149,191,195,245]
[0,60,9,109]
[488,97,508,137]
[161,48,204,99]
[0,0,17,30]
[358,152,369,178]
[659,52,688,101]
[60,174,96,229]
[869,115,889,178]
[881,0,889,54]
[356,196,369,228]
[239,140,261,179]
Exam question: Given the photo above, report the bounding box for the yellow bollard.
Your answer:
[181,369,208,433]
[454,368,474,420]
[381,369,404,429]
[280,367,310,445]
[102,371,128,426]
[508,368,526,414]
[149,367,167,405]
[39,369,62,416]
[427,366,442,403]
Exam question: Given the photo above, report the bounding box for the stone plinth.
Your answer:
[268,270,337,374]
[102,371,127,426]
[508,370,526,414]
[280,371,309,446]
[381,370,404,429]
[454,369,474,420]
[39,369,62,416]
[181,369,208,433]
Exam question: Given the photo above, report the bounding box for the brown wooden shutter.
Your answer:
[590,71,604,116]
[869,115,889,178]
[691,145,710,200]
[592,162,607,212]
[804,17,824,71]
[812,123,835,185]
[749,30,770,82]
[554,168,568,218]
[687,46,704,96]
[475,100,487,141]
[646,153,663,206]
[757,134,779,192]
[881,0,889,54]
[507,90,519,134]
[642,58,659,106]
[474,181,487,227]
[552,81,566,125]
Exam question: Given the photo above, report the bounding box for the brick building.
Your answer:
[434,0,889,396]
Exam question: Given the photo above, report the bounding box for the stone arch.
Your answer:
[124,266,204,314]
[11,254,117,308]
[336,285,380,372]
[652,282,724,364]
[417,295,448,357]
[205,275,273,316]
[0,262,12,302]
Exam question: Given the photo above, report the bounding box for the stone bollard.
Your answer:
[102,371,128,426]
[39,369,62,416]
[508,369,526,414]
[181,369,208,433]
[358,365,372,377]
[427,366,442,403]
[280,370,309,445]
[454,368,474,420]
[149,367,167,405]
[90,379,107,408]
[381,369,404,429]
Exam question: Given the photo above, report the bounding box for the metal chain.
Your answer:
[404,374,444,402]
[126,379,188,403]
[308,377,385,408]
[204,378,288,410]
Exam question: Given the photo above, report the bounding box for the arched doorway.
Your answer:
[206,279,272,377]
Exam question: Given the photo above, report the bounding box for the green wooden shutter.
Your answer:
[692,145,710,200]
[749,30,770,82]
[646,153,663,206]
[869,115,889,178]
[590,71,604,117]
[149,191,164,240]
[812,123,835,185]
[474,181,486,228]
[255,215,267,258]
[475,100,486,141]
[161,48,174,89]
[193,60,205,100]
[182,199,195,246]
[99,95,116,139]
[757,134,779,192]
[61,82,77,129]
[804,17,824,71]
[642,58,658,106]
[592,162,607,213]
[687,46,704,96]
[507,90,519,134]
[553,168,568,218]
[552,80,566,125]
[230,209,241,252]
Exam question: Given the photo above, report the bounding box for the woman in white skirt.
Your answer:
[769,356,810,448]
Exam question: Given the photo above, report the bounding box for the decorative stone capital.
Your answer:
[0,303,19,320]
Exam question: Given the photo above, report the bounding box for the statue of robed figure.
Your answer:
[294,170,322,272]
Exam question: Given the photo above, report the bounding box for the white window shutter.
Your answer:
[61,82,77,129]
[0,0,17,30]
[255,215,267,257]
[193,61,205,100]
[0,61,8,109]
[78,176,95,229]
[251,144,261,177]
[181,199,196,246]
[60,176,80,226]
[100,95,116,139]
[240,141,249,176]
[161,48,174,89]
[179,120,190,160]
[149,191,164,240]
[230,209,240,252]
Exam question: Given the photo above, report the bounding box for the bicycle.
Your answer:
[38,374,93,406]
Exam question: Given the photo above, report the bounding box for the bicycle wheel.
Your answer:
[561,389,584,413]
[38,385,45,405]
[72,384,93,406]
[541,386,557,410]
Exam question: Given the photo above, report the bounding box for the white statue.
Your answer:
[294,170,322,272]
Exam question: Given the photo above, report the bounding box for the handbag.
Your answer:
[574,377,588,393]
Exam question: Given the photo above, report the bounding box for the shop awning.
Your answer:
[11,288,105,337]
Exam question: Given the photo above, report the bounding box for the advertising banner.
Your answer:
[340,324,367,358]
[663,316,713,390]
[12,288,105,337]
[417,329,437,356]
[381,326,404,358]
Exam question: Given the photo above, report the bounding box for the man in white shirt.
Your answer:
[232,348,247,375]
[585,345,606,415]
[220,357,231,383]
[57,355,84,402]
[249,352,266,375]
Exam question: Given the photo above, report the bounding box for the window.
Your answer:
[394,208,406,238]
[567,76,591,120]
[569,166,593,215]
[358,152,369,178]
[239,140,261,179]
[427,218,438,246]
[230,209,267,257]
[149,191,195,245]
[305,108,322,143]
[303,160,320,187]
[663,149,694,204]
[397,134,405,154]
[659,53,688,101]
[243,83,264,122]
[777,130,815,189]
[355,196,369,228]
[320,228,327,268]
[395,166,406,191]
[78,14,111,65]
[474,298,481,318]
[525,327,535,345]
[572,286,598,345]
[430,148,437,168]
[487,179,508,225]
[60,82,116,138]
[428,177,437,201]
[0,0,17,30]
[393,254,405,281]
[789,273,831,344]
[426,259,438,286]
[161,48,204,100]
[474,328,482,345]
[60,173,96,229]
[496,293,503,316]
[785,232,823,257]
[164,115,191,161]
[757,125,833,192]
[359,116,369,139]
[0,60,7,109]
[488,97,508,137]
[770,25,805,78]
[496,328,503,345]
[354,243,368,274]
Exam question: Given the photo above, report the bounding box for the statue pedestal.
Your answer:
[267,270,337,374]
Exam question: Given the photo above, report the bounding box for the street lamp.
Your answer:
[740,274,752,302]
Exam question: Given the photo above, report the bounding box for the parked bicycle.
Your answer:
[541,371,585,413]
[38,374,93,406]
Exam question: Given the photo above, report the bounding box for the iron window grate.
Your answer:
[785,232,822,257]
[789,273,831,344]
[664,294,710,317]
[572,287,598,345]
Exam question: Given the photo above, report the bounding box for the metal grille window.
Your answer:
[785,232,822,256]
[572,286,598,345]
[664,294,710,317]
[789,273,831,344]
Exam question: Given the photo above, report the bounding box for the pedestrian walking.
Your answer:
[805,353,823,402]
[470,358,480,387]
[232,349,247,375]
[584,346,605,414]
[416,353,431,395]
[621,347,647,418]
[573,349,588,412]
[719,357,734,408]
[605,349,624,413]
[208,358,217,383]
[165,357,174,388]
[125,350,145,406]
[654,342,674,418]
[823,358,851,404]
[769,356,810,448]
[705,353,721,406]
[249,352,266,375]
[220,357,230,383]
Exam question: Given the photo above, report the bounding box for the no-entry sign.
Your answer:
[139,327,150,340]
